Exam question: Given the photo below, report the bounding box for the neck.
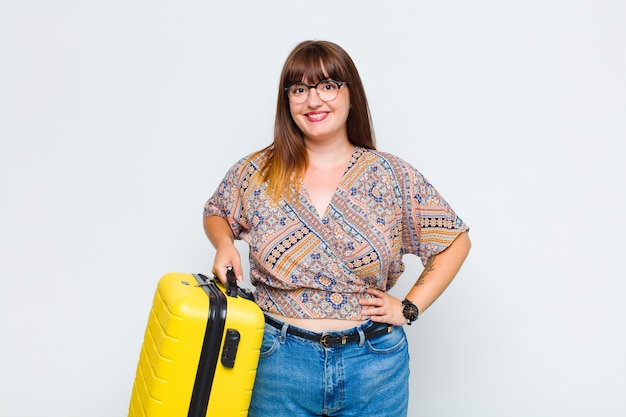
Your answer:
[305,139,355,170]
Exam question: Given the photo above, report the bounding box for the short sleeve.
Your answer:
[397,158,469,265]
[203,158,250,239]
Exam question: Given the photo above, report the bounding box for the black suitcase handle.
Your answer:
[197,269,254,300]
[224,267,238,298]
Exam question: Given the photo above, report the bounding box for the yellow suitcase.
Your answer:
[128,271,265,417]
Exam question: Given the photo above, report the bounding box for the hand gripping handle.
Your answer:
[225,267,238,298]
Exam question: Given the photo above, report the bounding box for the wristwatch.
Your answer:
[402,299,419,325]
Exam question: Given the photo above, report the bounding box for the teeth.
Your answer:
[307,113,326,120]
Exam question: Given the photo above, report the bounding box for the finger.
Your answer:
[361,305,386,316]
[365,287,386,297]
[224,266,244,283]
[359,308,376,320]
[367,313,386,323]
[359,297,383,307]
[211,266,227,285]
[212,262,235,284]
[212,245,243,283]
[231,264,244,282]
[360,306,374,315]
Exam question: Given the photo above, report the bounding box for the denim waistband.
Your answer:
[264,314,393,348]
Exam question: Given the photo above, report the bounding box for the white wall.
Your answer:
[1,1,624,416]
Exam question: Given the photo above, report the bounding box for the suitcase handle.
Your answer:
[196,271,238,298]
[199,269,251,299]
[225,267,238,298]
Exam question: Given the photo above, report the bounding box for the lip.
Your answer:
[304,111,329,122]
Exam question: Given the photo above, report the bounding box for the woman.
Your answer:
[203,40,470,417]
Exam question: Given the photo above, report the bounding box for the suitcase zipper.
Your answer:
[187,274,227,417]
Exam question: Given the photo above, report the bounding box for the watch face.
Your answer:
[403,302,418,321]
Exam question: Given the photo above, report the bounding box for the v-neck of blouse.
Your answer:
[299,146,365,219]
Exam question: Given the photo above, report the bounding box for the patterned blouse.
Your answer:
[204,147,469,320]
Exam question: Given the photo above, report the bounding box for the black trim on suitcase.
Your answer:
[188,273,227,417]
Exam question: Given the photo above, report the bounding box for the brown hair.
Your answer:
[256,40,376,201]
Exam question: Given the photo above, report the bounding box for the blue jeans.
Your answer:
[248,318,410,417]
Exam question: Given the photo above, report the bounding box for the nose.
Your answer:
[306,87,323,106]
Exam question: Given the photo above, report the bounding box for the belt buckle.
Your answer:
[320,334,348,348]
[320,333,333,348]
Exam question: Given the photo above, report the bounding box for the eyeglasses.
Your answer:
[284,79,347,104]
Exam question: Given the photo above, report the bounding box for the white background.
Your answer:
[1,1,625,416]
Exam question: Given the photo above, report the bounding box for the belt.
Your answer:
[264,315,394,348]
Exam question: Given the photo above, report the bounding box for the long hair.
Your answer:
[256,40,376,201]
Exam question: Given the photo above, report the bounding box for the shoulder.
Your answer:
[245,146,273,166]
[360,148,422,178]
[224,147,271,177]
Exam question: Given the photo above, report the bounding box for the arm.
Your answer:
[360,231,471,326]
[203,215,244,283]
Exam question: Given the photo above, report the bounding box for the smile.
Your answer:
[305,112,329,122]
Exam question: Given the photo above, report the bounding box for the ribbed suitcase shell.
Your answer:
[128,272,265,417]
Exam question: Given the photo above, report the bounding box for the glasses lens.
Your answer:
[286,81,341,103]
[316,81,339,101]
[288,84,309,104]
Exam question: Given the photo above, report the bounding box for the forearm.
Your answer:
[405,231,471,315]
[203,215,244,282]
[203,215,235,249]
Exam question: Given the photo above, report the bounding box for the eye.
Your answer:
[319,81,337,91]
[289,85,308,96]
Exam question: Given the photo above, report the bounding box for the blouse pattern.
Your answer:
[204,147,468,320]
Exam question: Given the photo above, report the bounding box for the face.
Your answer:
[288,79,350,145]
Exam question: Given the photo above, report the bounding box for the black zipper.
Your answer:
[187,274,227,417]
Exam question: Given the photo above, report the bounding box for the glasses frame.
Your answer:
[284,79,347,103]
